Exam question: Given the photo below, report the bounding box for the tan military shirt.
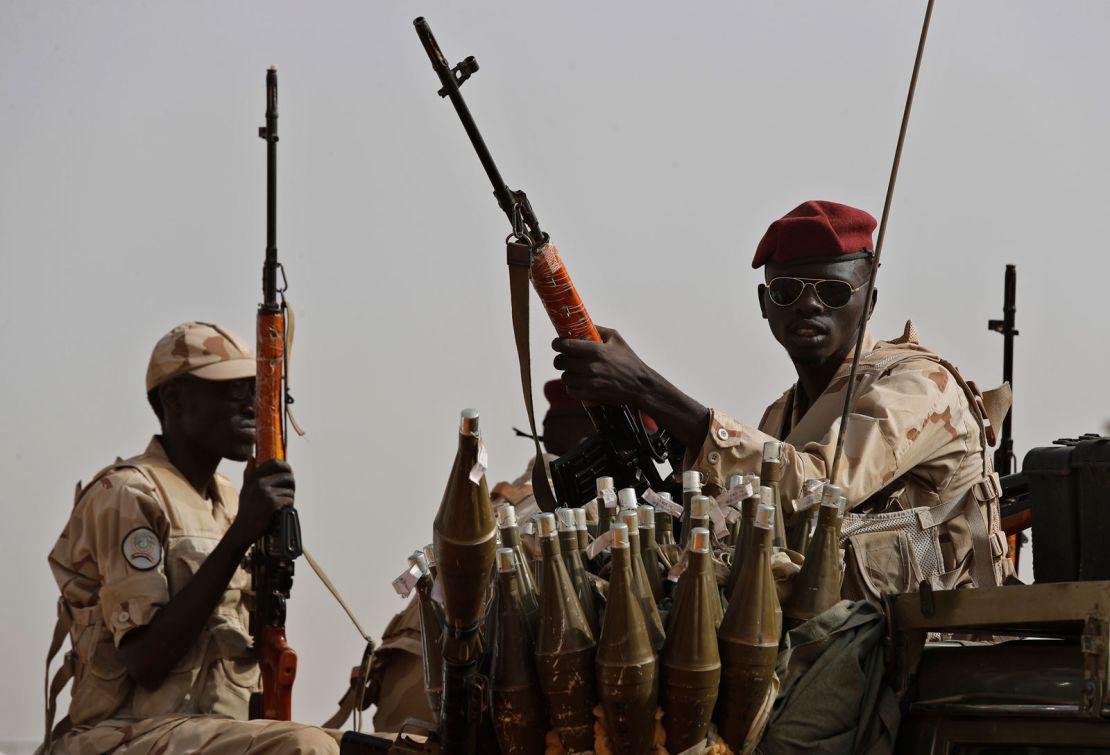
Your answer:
[687,321,1008,591]
[48,436,259,729]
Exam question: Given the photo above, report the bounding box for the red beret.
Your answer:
[752,200,876,269]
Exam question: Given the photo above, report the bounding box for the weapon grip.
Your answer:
[259,625,297,720]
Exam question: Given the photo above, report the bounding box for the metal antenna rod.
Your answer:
[829,0,936,483]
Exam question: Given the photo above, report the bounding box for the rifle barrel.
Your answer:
[414,17,542,239]
[262,66,280,310]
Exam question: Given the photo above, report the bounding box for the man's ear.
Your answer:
[868,287,878,320]
[158,380,182,421]
[757,283,768,319]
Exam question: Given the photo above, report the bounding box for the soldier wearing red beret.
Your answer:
[553,200,1013,597]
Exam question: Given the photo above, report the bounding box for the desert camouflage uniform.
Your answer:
[688,321,1012,598]
[45,437,340,754]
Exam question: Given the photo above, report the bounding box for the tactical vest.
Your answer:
[42,450,259,751]
[834,345,1013,601]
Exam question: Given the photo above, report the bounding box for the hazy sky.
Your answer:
[3,0,1108,744]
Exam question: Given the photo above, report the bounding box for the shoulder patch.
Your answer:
[121,527,162,571]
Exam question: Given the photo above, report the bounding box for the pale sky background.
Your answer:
[3,0,1108,746]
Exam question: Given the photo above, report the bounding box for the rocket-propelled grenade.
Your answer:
[534,513,597,752]
[596,523,659,755]
[558,509,600,636]
[433,409,497,753]
[784,483,844,628]
[654,492,682,568]
[717,504,783,752]
[661,528,721,754]
[497,504,539,636]
[726,477,761,600]
[412,550,445,722]
[637,504,664,602]
[681,470,702,547]
[491,548,548,755]
[761,441,788,549]
[620,510,666,653]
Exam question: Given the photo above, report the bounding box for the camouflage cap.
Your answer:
[145,322,255,392]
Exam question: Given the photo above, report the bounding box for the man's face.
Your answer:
[166,375,257,462]
[759,257,875,367]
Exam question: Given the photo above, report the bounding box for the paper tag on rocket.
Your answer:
[583,498,599,522]
[643,489,683,518]
[667,548,690,582]
[586,530,612,560]
[715,483,753,511]
[795,479,825,513]
[706,499,730,539]
[601,488,618,507]
[521,512,540,536]
[469,440,489,484]
[392,564,422,598]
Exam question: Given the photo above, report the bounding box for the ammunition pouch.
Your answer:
[842,473,1012,603]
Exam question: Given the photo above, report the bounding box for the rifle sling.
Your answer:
[507,241,558,513]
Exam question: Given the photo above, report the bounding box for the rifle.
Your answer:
[988,264,1018,476]
[414,17,680,509]
[249,66,303,721]
[989,264,1026,566]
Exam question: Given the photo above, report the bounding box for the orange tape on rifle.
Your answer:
[530,243,601,344]
[256,312,286,464]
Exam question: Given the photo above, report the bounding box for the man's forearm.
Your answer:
[120,528,251,688]
[634,367,711,450]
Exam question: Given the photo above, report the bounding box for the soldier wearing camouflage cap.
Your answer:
[553,200,1013,599]
[44,322,341,754]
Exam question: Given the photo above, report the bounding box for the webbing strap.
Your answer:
[914,472,1002,587]
[41,598,73,753]
[303,547,372,643]
[507,242,557,513]
[321,641,375,731]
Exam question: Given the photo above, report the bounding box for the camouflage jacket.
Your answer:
[687,321,1011,594]
[47,437,259,731]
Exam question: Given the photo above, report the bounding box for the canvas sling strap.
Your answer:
[507,239,558,513]
[839,347,1010,588]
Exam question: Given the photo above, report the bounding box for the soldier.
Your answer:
[44,322,340,754]
[553,200,1013,598]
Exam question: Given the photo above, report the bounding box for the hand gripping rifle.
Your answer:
[414,18,680,509]
[249,66,304,721]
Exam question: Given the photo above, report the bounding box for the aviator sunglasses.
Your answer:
[765,276,865,309]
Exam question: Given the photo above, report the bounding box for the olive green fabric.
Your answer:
[760,599,900,755]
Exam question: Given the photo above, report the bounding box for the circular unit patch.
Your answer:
[121,527,162,571]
